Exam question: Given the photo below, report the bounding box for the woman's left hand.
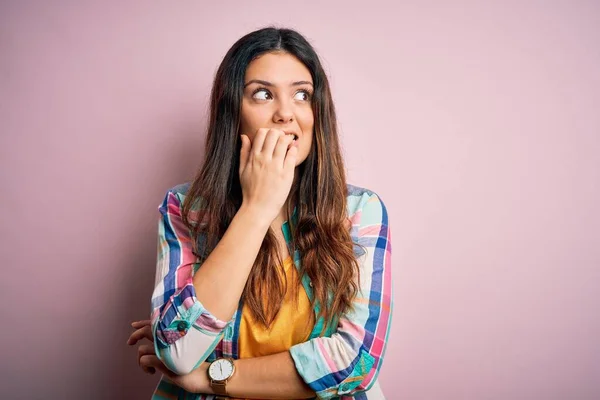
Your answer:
[127,319,212,394]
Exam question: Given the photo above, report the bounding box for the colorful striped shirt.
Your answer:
[150,182,393,399]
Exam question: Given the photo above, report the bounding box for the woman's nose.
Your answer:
[273,100,294,123]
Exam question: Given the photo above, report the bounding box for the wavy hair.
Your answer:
[181,26,361,331]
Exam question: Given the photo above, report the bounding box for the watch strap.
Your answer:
[211,380,228,396]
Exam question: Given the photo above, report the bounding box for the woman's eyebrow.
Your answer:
[243,79,313,88]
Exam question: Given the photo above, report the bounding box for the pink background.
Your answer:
[1,1,599,399]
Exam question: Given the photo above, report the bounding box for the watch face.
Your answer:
[208,359,234,381]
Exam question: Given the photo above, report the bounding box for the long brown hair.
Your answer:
[181,26,360,331]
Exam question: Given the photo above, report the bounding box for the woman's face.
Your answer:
[240,52,314,166]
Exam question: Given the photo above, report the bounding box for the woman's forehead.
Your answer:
[245,53,312,85]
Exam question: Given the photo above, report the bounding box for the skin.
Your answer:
[240,51,314,172]
[240,51,315,259]
[127,52,318,398]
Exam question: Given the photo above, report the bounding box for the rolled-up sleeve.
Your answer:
[289,191,393,399]
[150,188,230,375]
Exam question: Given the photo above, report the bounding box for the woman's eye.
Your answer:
[251,88,311,101]
[294,90,312,101]
[252,89,271,100]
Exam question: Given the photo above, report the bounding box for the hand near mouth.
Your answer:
[239,128,298,224]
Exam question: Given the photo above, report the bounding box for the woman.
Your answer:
[127,26,393,399]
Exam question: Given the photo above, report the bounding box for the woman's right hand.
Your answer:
[239,128,298,223]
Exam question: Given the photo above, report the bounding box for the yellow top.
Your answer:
[235,256,314,399]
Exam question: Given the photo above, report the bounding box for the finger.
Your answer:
[251,128,269,156]
[239,134,250,175]
[127,325,153,345]
[260,129,286,159]
[140,355,176,379]
[153,360,175,378]
[129,325,152,344]
[137,343,155,361]
[272,133,295,164]
[130,320,151,329]
[139,354,160,375]
[137,344,157,374]
[283,145,299,170]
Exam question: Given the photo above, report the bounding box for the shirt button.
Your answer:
[177,321,187,332]
[309,281,313,287]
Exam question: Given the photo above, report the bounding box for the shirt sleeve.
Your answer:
[150,188,231,375]
[289,191,393,399]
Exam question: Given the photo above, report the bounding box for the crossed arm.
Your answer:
[144,187,392,399]
[129,323,314,399]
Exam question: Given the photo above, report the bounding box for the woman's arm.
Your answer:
[150,188,391,397]
[145,190,391,398]
[228,352,316,399]
[205,191,392,399]
[153,131,298,375]
[288,191,393,399]
[151,187,270,375]
[133,320,314,399]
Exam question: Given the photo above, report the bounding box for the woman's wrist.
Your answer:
[236,203,274,230]
[194,362,214,394]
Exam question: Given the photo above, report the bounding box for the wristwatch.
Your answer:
[207,357,236,397]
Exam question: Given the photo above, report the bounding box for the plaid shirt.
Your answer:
[150,182,393,399]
